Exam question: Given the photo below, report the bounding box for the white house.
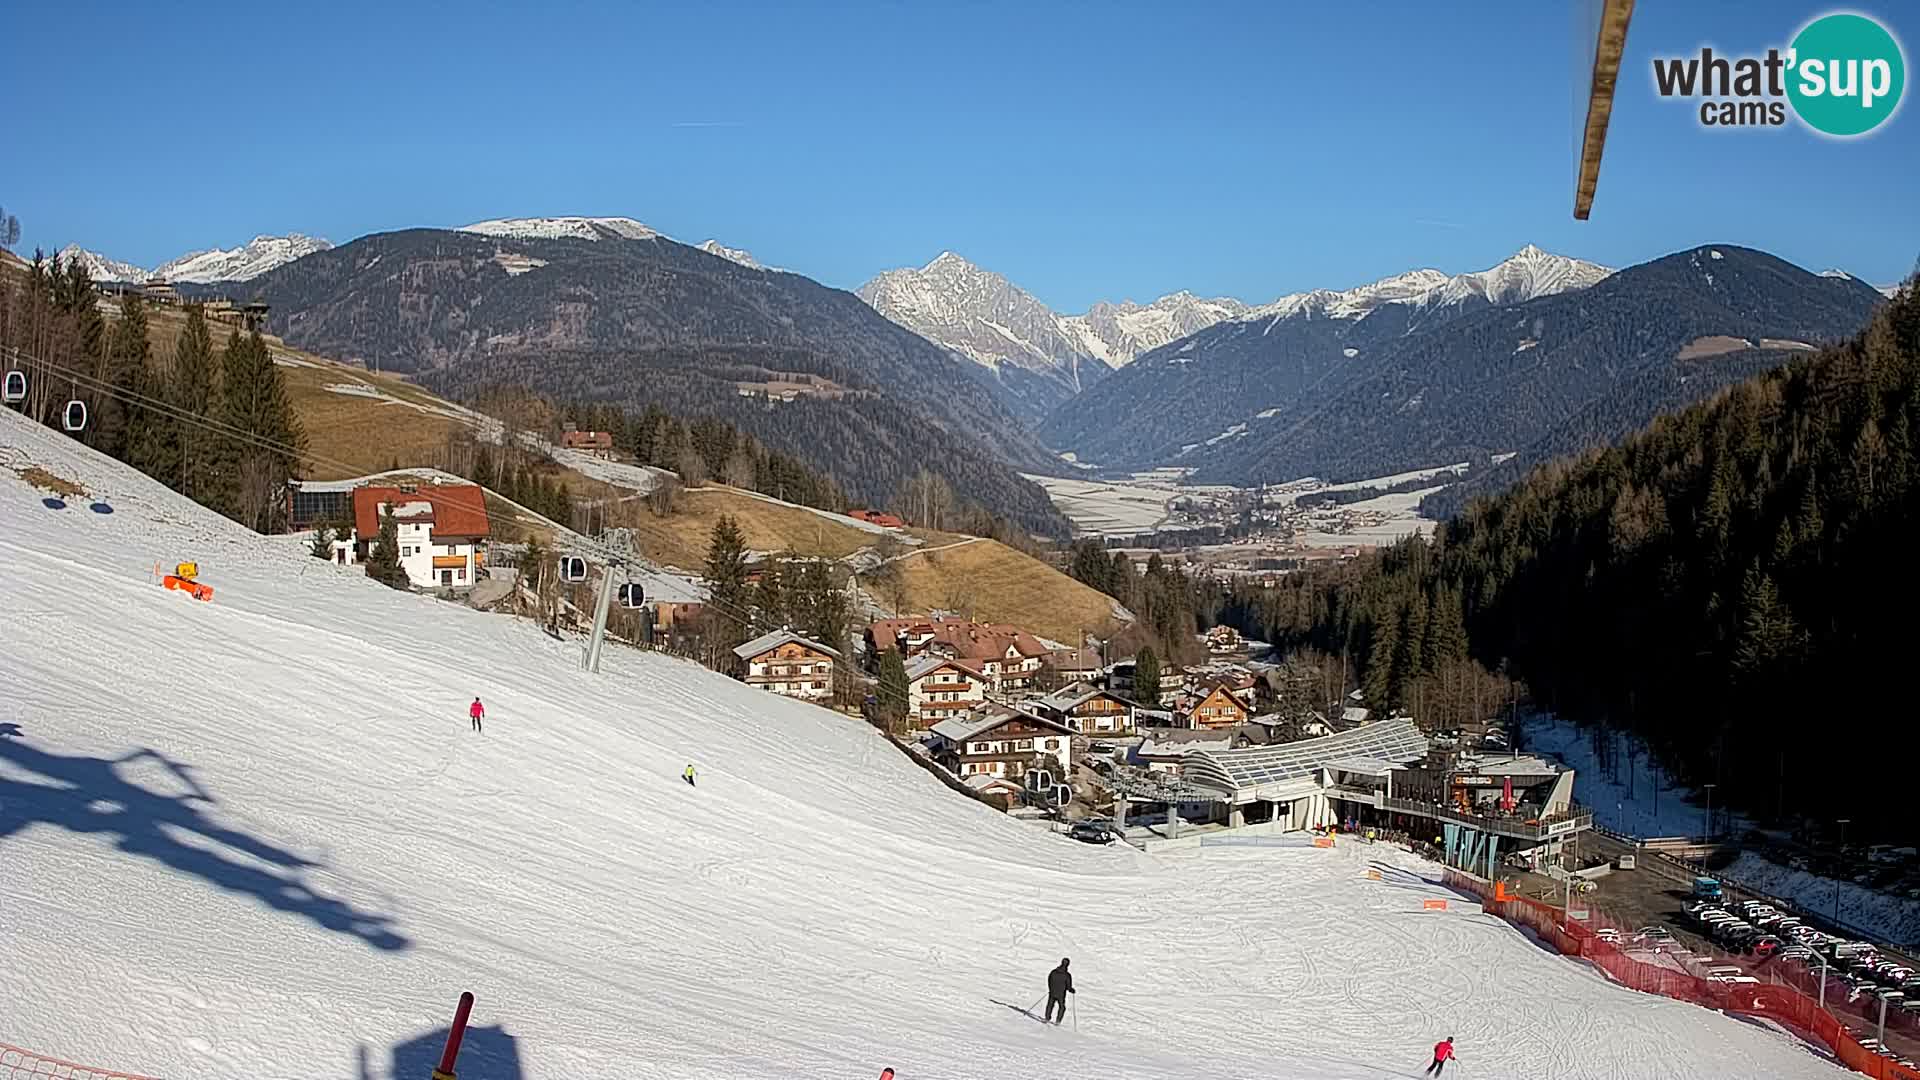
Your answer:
[926,706,1074,782]
[732,629,841,701]
[904,654,990,729]
[351,482,491,591]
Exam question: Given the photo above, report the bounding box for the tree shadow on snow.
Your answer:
[0,736,408,951]
[369,1024,524,1080]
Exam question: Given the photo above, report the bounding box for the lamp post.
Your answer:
[1834,818,1850,922]
[1702,783,1717,843]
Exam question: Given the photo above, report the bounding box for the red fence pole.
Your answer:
[433,992,475,1080]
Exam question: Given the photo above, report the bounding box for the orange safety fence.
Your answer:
[1,1045,161,1080]
[1443,869,1920,1080]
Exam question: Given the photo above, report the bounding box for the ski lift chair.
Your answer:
[2,370,24,403]
[63,398,87,432]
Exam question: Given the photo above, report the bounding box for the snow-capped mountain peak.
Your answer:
[51,235,331,286]
[1237,247,1610,327]
[53,245,150,284]
[697,239,763,270]
[860,253,1249,376]
[153,234,333,283]
[458,216,662,242]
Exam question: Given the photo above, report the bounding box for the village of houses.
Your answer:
[286,464,1592,877]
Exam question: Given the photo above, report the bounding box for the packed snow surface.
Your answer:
[0,409,1848,1079]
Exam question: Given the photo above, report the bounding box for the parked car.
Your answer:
[1068,819,1120,845]
[1754,937,1783,957]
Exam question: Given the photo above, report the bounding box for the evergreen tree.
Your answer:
[800,559,850,657]
[309,522,334,560]
[704,514,751,650]
[877,646,910,730]
[1134,646,1161,704]
[105,294,155,466]
[170,306,228,508]
[752,556,788,634]
[364,508,411,590]
[219,328,306,532]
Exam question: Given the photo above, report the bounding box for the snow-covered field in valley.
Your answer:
[0,409,1850,1079]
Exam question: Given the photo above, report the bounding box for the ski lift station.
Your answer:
[1120,718,1592,873]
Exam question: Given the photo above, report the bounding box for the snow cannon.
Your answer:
[159,561,214,602]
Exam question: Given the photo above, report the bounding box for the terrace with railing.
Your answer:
[1380,795,1595,842]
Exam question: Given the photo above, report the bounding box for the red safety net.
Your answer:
[1443,869,1920,1080]
[0,1046,160,1080]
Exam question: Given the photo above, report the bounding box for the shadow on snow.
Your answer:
[362,1024,524,1080]
[0,735,408,951]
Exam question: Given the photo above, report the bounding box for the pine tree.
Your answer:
[752,556,787,634]
[170,306,227,508]
[364,508,411,590]
[220,328,306,532]
[309,523,334,560]
[704,514,751,651]
[103,293,154,465]
[802,559,850,658]
[1134,646,1161,704]
[877,646,910,730]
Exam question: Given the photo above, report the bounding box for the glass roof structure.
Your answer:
[1185,718,1431,799]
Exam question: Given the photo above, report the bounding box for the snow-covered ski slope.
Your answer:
[0,409,1845,1080]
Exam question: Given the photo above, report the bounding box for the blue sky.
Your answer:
[6,0,1915,311]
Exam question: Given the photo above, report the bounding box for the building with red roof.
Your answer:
[349,482,492,591]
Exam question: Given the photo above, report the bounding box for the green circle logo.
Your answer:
[1787,13,1906,136]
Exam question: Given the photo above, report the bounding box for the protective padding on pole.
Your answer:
[434,990,475,1080]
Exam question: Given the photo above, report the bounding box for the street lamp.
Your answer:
[1834,818,1851,922]
[1702,783,1717,843]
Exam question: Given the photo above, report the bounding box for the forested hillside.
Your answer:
[1224,279,1920,838]
[230,229,1071,535]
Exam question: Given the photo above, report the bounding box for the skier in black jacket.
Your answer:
[1044,958,1075,1024]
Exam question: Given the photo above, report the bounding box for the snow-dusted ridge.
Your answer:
[51,234,332,285]
[0,404,1844,1080]
[155,234,333,283]
[1244,245,1612,325]
[859,246,1609,384]
[457,215,663,242]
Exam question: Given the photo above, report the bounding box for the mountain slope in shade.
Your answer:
[53,244,149,284]
[153,234,333,283]
[1198,245,1886,492]
[1040,246,1615,466]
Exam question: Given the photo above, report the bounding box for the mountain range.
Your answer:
[1039,245,1614,468]
[56,235,333,285]
[1055,245,1883,499]
[41,212,1898,540]
[223,222,1072,535]
[857,252,1248,421]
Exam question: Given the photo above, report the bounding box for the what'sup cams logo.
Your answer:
[1652,11,1906,136]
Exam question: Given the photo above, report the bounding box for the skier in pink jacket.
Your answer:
[469,697,485,734]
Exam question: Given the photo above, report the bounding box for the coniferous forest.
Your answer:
[1,249,305,534]
[1224,282,1920,839]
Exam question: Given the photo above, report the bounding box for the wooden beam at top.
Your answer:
[1574,0,1637,220]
